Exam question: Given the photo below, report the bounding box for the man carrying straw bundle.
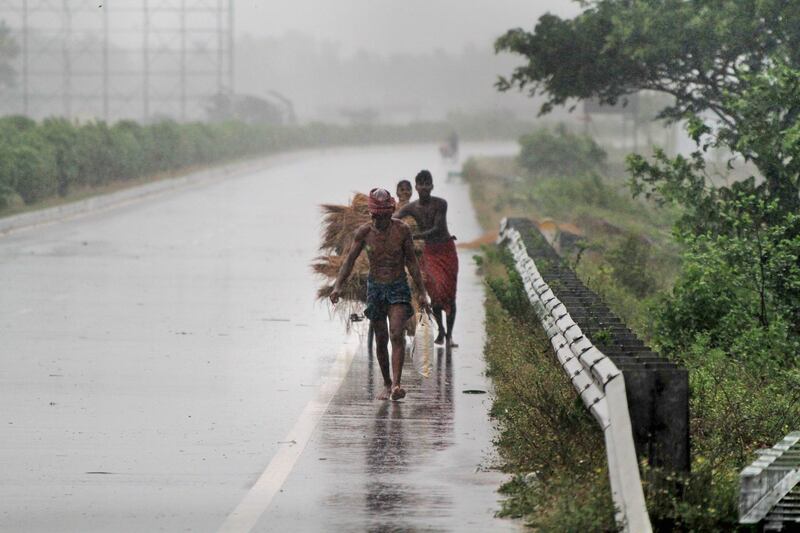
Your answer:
[395,170,459,347]
[330,188,430,401]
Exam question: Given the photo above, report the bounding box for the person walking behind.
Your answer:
[395,170,459,347]
[396,179,413,209]
[330,188,430,401]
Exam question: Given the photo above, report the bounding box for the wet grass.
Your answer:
[465,146,677,530]
[467,142,774,531]
[479,247,619,531]
[463,154,680,337]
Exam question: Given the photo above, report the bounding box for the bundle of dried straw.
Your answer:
[312,194,371,323]
[312,193,422,328]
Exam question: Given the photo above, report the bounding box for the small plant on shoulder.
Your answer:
[486,267,533,321]
[571,238,611,271]
[570,239,589,270]
[591,327,613,348]
[472,253,485,275]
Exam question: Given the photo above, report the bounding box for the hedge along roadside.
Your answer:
[0,155,286,235]
[0,115,535,214]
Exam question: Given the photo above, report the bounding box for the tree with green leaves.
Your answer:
[496,1,800,121]
[496,2,800,331]
[495,0,800,219]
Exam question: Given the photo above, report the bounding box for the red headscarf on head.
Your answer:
[368,188,396,215]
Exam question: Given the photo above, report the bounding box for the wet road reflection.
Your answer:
[363,349,454,518]
[0,142,518,532]
[324,346,455,531]
[262,305,515,531]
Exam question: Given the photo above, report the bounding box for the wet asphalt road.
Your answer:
[0,143,519,532]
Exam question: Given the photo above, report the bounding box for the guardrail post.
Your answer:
[740,431,800,526]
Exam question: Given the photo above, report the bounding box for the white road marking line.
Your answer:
[217,337,358,533]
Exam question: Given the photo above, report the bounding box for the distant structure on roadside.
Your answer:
[0,0,235,122]
[206,92,295,125]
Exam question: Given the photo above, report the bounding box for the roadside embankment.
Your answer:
[0,155,282,235]
[462,141,680,335]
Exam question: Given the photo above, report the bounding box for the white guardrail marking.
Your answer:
[499,219,652,533]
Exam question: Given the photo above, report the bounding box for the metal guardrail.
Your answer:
[503,219,689,475]
[740,431,800,529]
[499,219,652,533]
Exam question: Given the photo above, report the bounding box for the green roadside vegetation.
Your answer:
[480,2,800,529]
[465,126,681,334]
[469,128,668,530]
[479,244,617,531]
[0,112,534,217]
[469,127,799,531]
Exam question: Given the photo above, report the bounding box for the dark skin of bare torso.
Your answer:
[330,215,429,401]
[394,196,451,243]
[359,219,416,282]
[394,180,457,347]
[330,217,426,299]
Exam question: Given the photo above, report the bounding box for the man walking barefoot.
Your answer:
[330,188,430,401]
[395,170,459,347]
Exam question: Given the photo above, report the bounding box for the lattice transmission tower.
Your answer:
[0,0,234,122]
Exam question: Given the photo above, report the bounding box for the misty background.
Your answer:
[0,0,581,124]
[233,0,580,121]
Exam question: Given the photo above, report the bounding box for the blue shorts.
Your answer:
[364,277,413,322]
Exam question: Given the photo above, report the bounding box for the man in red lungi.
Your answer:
[395,170,459,347]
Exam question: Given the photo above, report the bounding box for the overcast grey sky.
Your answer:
[234,1,580,56]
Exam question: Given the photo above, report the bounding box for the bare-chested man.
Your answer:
[395,170,459,347]
[330,188,430,401]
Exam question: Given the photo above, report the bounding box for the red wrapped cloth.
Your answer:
[367,188,396,215]
[421,238,459,314]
